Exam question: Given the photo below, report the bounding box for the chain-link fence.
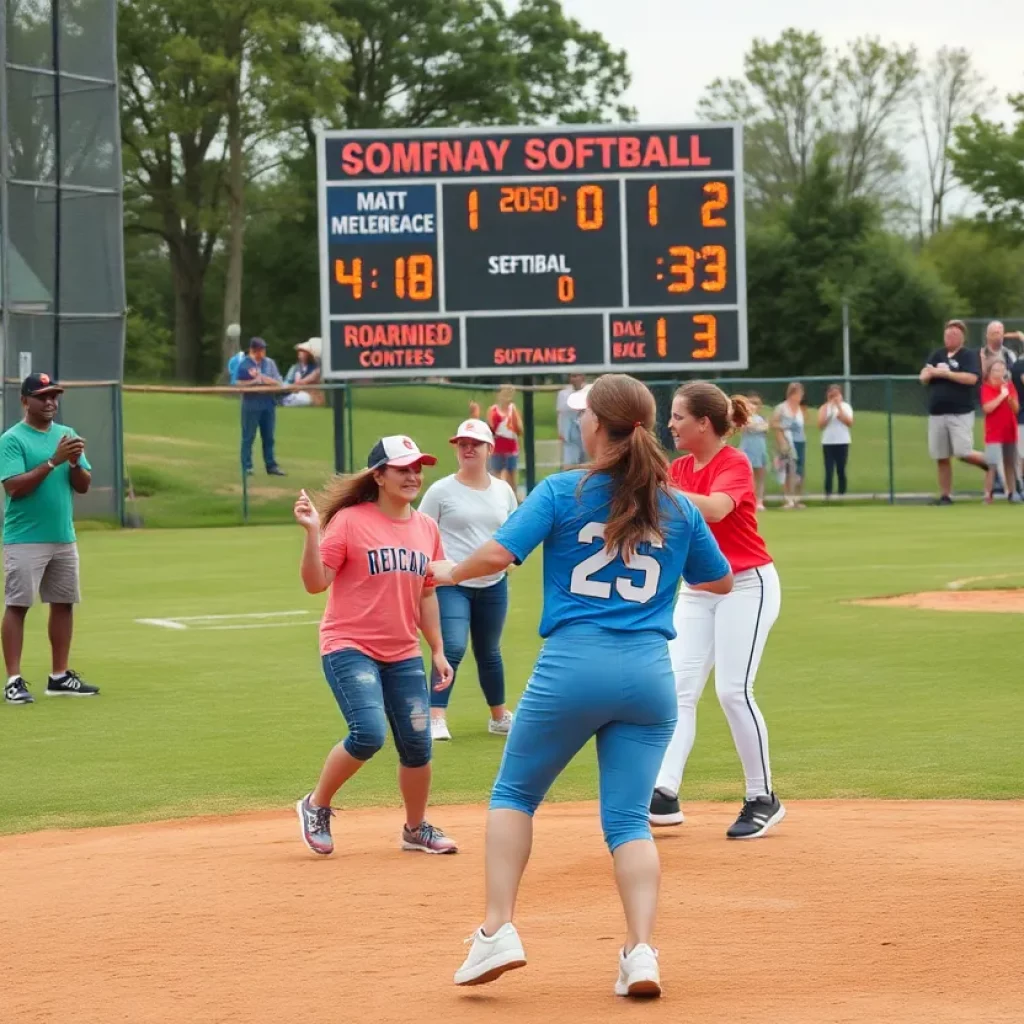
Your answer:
[115,374,998,528]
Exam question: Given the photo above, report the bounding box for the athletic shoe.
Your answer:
[931,495,953,506]
[454,923,526,986]
[267,466,287,476]
[4,677,34,705]
[402,820,458,854]
[296,793,335,855]
[488,710,514,736]
[45,670,99,697]
[726,793,786,840]
[431,717,452,741]
[1010,493,1023,504]
[615,944,661,998]
[649,788,684,827]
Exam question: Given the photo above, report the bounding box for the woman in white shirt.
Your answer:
[419,419,518,741]
[817,384,854,499]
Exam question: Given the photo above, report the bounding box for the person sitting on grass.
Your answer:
[980,360,1021,504]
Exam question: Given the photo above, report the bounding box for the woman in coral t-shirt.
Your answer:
[650,381,785,841]
[487,385,523,493]
[292,435,457,857]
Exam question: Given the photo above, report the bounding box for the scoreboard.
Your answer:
[316,124,747,378]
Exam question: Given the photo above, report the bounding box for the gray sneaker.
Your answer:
[296,794,335,855]
[402,821,458,854]
[4,677,34,705]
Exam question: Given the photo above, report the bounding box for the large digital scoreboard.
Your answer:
[317,124,747,378]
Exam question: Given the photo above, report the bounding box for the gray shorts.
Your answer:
[3,543,81,607]
[985,442,1016,467]
[928,413,975,460]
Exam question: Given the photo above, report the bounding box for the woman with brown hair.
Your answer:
[772,381,806,508]
[292,436,458,857]
[432,374,732,998]
[649,382,785,841]
[487,385,523,492]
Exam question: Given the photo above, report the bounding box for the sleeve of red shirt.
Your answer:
[711,453,753,507]
[319,513,347,572]
[980,384,997,406]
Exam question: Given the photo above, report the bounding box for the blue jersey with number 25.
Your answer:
[494,471,729,640]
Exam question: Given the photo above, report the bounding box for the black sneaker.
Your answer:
[931,495,954,506]
[726,793,786,840]
[4,676,34,705]
[267,466,287,476]
[45,670,100,697]
[649,788,684,827]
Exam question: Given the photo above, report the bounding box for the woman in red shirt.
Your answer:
[649,381,785,840]
[980,360,1021,503]
[487,385,523,492]
[292,435,458,857]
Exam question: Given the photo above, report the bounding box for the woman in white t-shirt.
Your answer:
[817,384,854,499]
[419,418,518,741]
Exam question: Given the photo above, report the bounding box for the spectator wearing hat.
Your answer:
[1,374,99,704]
[920,320,987,504]
[233,336,285,476]
[418,418,518,742]
[282,338,323,407]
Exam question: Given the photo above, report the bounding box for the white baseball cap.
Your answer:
[566,384,592,411]
[367,435,437,470]
[449,418,494,445]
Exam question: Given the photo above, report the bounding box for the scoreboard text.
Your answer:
[316,125,747,378]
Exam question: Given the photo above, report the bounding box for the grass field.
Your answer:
[122,384,983,528]
[2,503,1022,836]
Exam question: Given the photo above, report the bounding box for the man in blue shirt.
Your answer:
[435,373,732,999]
[233,337,285,476]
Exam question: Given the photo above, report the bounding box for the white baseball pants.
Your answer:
[655,562,781,800]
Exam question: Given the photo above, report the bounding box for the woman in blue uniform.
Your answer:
[430,373,732,999]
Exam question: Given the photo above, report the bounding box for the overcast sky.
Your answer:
[560,0,1023,126]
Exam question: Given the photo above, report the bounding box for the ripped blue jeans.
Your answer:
[321,648,432,768]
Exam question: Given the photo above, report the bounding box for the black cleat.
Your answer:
[267,466,287,476]
[45,670,100,698]
[726,793,786,839]
[4,677,34,705]
[649,788,684,827]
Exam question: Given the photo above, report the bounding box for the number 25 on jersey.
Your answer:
[569,522,662,604]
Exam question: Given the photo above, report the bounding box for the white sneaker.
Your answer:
[454,923,526,986]
[487,710,514,736]
[615,944,661,998]
[431,717,451,741]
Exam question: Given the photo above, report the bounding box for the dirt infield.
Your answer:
[3,801,1020,1024]
[854,589,1024,613]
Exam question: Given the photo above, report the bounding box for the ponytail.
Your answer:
[316,469,379,528]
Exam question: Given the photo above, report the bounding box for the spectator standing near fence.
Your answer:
[737,393,768,511]
[1011,352,1024,497]
[292,436,458,856]
[920,320,987,505]
[818,384,854,500]
[487,386,523,492]
[419,419,518,742]
[233,337,286,477]
[1,374,99,705]
[771,383,806,509]
[556,373,586,468]
[282,339,322,407]
[980,360,1021,504]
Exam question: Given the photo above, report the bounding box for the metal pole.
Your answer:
[885,376,895,505]
[842,300,851,403]
[345,383,354,472]
[333,383,346,474]
[51,0,62,381]
[523,377,536,495]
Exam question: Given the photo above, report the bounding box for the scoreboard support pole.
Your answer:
[332,385,347,475]
[523,377,536,494]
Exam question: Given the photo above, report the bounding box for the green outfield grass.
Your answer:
[2,503,1022,836]
[122,387,981,528]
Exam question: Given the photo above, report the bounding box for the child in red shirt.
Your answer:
[980,360,1020,503]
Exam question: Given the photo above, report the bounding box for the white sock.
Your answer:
[50,672,68,681]
[8,674,21,685]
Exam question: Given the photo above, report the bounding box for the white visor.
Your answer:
[566,384,591,411]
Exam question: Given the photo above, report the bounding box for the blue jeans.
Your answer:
[490,624,677,852]
[430,577,508,710]
[241,403,278,472]
[321,649,432,768]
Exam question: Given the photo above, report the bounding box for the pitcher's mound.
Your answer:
[854,589,1024,613]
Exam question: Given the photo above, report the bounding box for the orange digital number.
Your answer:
[700,245,727,291]
[499,186,560,213]
[334,258,363,299]
[576,184,603,230]
[394,255,433,301]
[667,245,696,293]
[701,182,728,227]
[692,314,717,360]
[656,317,667,357]
[557,275,575,303]
[468,189,479,231]
[648,185,659,226]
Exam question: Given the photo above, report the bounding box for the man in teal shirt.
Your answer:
[1,374,99,704]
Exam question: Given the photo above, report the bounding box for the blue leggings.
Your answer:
[490,625,677,852]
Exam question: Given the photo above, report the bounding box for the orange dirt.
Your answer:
[3,801,1021,1024]
[854,589,1024,613]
